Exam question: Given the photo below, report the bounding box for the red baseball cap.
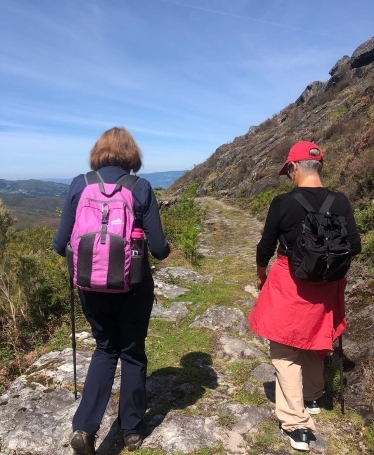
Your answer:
[279,141,323,175]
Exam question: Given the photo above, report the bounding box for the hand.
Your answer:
[257,275,267,291]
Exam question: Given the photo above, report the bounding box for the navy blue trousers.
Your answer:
[72,276,154,436]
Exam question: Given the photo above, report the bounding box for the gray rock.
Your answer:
[329,55,350,76]
[143,413,219,453]
[247,125,259,135]
[251,363,276,383]
[295,81,326,105]
[243,382,257,393]
[244,284,259,298]
[153,278,188,298]
[218,335,264,361]
[350,36,374,68]
[155,267,213,283]
[310,432,329,454]
[189,306,248,334]
[151,301,190,321]
[218,402,270,435]
[0,350,119,455]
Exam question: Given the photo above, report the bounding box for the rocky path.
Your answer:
[0,198,370,455]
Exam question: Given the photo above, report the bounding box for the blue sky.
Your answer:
[1,0,374,180]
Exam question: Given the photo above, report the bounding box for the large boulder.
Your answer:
[350,36,374,68]
[329,55,350,77]
[295,81,326,105]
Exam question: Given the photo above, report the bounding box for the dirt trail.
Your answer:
[194,196,372,454]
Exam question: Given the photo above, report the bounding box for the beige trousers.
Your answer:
[270,341,324,432]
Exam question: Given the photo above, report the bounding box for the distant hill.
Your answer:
[41,170,186,189]
[0,179,69,197]
[0,170,186,230]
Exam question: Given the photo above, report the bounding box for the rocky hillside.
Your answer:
[167,36,374,208]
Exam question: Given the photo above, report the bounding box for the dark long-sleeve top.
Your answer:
[53,166,170,262]
[256,187,361,267]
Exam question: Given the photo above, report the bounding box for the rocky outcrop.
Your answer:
[295,81,326,105]
[329,55,350,76]
[350,36,374,68]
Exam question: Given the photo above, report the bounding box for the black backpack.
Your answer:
[281,191,351,282]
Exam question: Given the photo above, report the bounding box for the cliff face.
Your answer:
[167,36,374,207]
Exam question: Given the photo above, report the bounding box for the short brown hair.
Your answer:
[89,127,142,172]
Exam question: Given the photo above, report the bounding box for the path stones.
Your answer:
[218,335,265,361]
[155,266,213,284]
[251,364,276,383]
[189,306,249,335]
[0,348,119,455]
[153,279,188,298]
[151,301,191,322]
[244,284,259,298]
[218,402,271,435]
[153,266,212,299]
[142,413,219,453]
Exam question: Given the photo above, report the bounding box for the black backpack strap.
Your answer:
[85,171,104,185]
[319,192,335,213]
[291,192,315,212]
[116,174,140,192]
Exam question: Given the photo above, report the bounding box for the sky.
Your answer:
[1,1,374,180]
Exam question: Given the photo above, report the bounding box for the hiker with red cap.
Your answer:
[248,141,361,452]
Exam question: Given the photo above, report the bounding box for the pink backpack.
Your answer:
[66,171,140,292]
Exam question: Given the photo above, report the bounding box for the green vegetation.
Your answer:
[364,420,374,452]
[160,183,203,263]
[247,181,292,219]
[0,200,70,391]
[354,198,374,269]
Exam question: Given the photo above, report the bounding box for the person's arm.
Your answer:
[53,176,84,256]
[257,265,268,290]
[134,180,170,260]
[255,196,281,289]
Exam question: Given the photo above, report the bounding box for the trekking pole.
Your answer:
[70,277,78,400]
[338,335,344,414]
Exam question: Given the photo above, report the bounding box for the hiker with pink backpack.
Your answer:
[53,127,170,454]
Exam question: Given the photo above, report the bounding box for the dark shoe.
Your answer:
[281,428,310,452]
[123,422,145,451]
[304,400,321,415]
[70,430,96,455]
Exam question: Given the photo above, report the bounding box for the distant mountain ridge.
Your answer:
[0,170,186,199]
[0,171,187,230]
[41,170,186,190]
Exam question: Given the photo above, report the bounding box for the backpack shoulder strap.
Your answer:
[319,191,335,213]
[291,192,315,212]
[85,171,104,185]
[116,174,140,192]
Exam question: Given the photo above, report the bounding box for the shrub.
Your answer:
[160,184,203,263]
[249,182,293,217]
[364,420,374,451]
[0,226,69,377]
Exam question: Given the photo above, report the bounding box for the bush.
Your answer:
[0,226,69,378]
[160,184,203,263]
[364,420,374,451]
[249,182,293,217]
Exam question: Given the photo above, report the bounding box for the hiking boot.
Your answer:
[281,428,310,452]
[70,430,96,455]
[123,422,145,451]
[304,400,321,415]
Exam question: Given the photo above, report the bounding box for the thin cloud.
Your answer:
[159,0,330,36]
